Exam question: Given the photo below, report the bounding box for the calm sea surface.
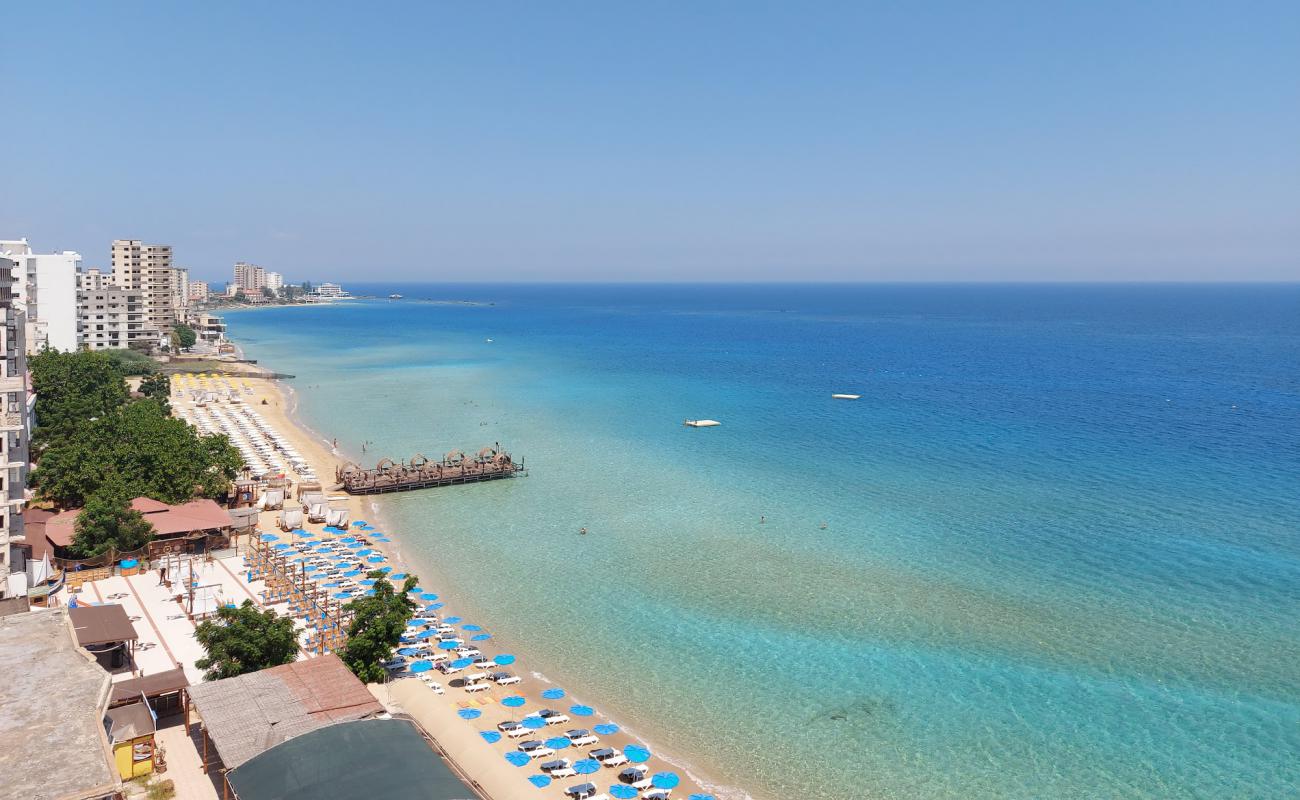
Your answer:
[225,284,1300,799]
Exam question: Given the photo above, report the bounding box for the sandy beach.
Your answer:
[178,358,722,800]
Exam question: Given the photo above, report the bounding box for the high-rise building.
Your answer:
[76,278,161,352]
[172,267,190,318]
[265,271,284,293]
[189,280,209,302]
[111,239,177,333]
[0,259,32,597]
[78,268,109,291]
[0,238,81,353]
[233,262,266,292]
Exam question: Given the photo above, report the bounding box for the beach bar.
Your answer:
[336,447,526,495]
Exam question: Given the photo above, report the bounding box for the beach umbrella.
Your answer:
[541,688,566,700]
[378,566,393,573]
[457,708,482,720]
[397,647,422,657]
[367,555,385,563]
[593,723,619,736]
[358,579,376,587]
[390,573,407,580]
[471,633,493,642]
[342,569,362,577]
[409,661,433,673]
[354,521,367,528]
[450,657,475,669]
[333,592,352,600]
[374,536,392,542]
[500,696,526,708]
[494,654,517,666]
[357,549,374,556]
[443,615,462,624]
[570,704,594,717]
[340,537,356,543]
[505,751,531,767]
[624,745,651,763]
[296,530,315,537]
[364,589,376,596]
[572,759,601,775]
[652,772,680,790]
[419,592,439,601]
[521,716,548,730]
[425,602,445,611]
[260,534,278,541]
[479,731,502,744]
[688,794,717,800]
[438,640,460,650]
[416,630,439,640]
[323,581,341,587]
[527,775,552,788]
[462,624,483,631]
[273,543,290,550]
[545,736,571,750]
[407,618,430,627]
[609,786,638,800]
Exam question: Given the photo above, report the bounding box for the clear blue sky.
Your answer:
[4,2,1297,282]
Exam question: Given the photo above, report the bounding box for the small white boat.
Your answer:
[832,394,861,400]
[684,419,721,427]
[485,338,494,343]
[389,294,403,299]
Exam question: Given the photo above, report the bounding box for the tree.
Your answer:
[32,399,243,507]
[29,350,129,445]
[138,373,171,405]
[261,287,275,299]
[172,324,197,350]
[70,477,155,558]
[194,600,298,680]
[339,572,419,683]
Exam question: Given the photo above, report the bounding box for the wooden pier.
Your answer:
[335,446,526,495]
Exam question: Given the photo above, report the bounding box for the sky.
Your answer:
[2,2,1298,282]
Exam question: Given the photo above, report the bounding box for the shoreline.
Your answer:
[221,353,753,800]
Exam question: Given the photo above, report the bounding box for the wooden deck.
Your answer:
[335,448,526,495]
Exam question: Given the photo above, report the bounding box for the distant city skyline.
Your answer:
[4,2,1297,282]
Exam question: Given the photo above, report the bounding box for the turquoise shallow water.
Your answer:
[226,284,1300,799]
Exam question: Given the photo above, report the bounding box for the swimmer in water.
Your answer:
[820,521,828,530]
[579,527,588,535]
[760,515,766,524]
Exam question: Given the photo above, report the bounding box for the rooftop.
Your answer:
[0,609,118,800]
[68,603,138,646]
[186,654,383,769]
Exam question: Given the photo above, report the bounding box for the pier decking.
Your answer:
[335,447,526,494]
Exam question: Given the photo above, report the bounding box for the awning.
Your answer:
[68,604,138,646]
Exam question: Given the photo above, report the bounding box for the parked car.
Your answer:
[588,747,629,767]
[491,671,522,686]
[565,728,599,747]
[517,740,556,760]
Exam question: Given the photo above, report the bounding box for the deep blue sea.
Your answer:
[225,284,1300,800]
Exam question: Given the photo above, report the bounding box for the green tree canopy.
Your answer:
[70,477,155,558]
[172,324,197,350]
[32,399,243,507]
[339,571,419,684]
[194,600,299,681]
[29,350,129,445]
[138,373,171,406]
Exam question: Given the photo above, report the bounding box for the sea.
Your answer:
[223,283,1300,800]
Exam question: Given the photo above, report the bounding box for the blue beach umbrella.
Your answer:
[593,723,619,736]
[541,688,566,700]
[333,592,351,600]
[419,592,439,601]
[624,744,651,763]
[521,716,548,730]
[353,521,367,528]
[505,751,530,767]
[409,661,432,673]
[545,737,571,750]
[425,602,445,611]
[260,533,278,541]
[443,615,462,624]
[273,543,290,550]
[652,772,680,789]
[390,573,407,580]
[462,624,483,631]
[374,536,392,542]
[323,581,341,587]
[378,566,393,573]
[500,696,526,708]
[609,786,638,800]
[397,647,422,657]
[438,640,460,650]
[527,774,552,788]
[357,548,374,556]
[494,654,516,666]
[358,579,376,586]
[342,569,362,577]
[407,618,430,626]
[689,794,718,800]
[457,708,482,720]
[367,555,385,563]
[471,633,493,642]
[364,589,376,596]
[416,630,439,640]
[479,730,502,744]
[572,759,600,775]
[570,704,594,717]
[340,536,356,543]
[450,657,474,669]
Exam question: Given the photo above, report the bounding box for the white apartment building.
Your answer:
[189,280,209,302]
[79,267,109,291]
[307,282,351,300]
[0,239,80,353]
[233,262,266,292]
[112,239,177,333]
[173,267,190,318]
[0,260,32,598]
[265,271,284,293]
[76,279,161,352]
